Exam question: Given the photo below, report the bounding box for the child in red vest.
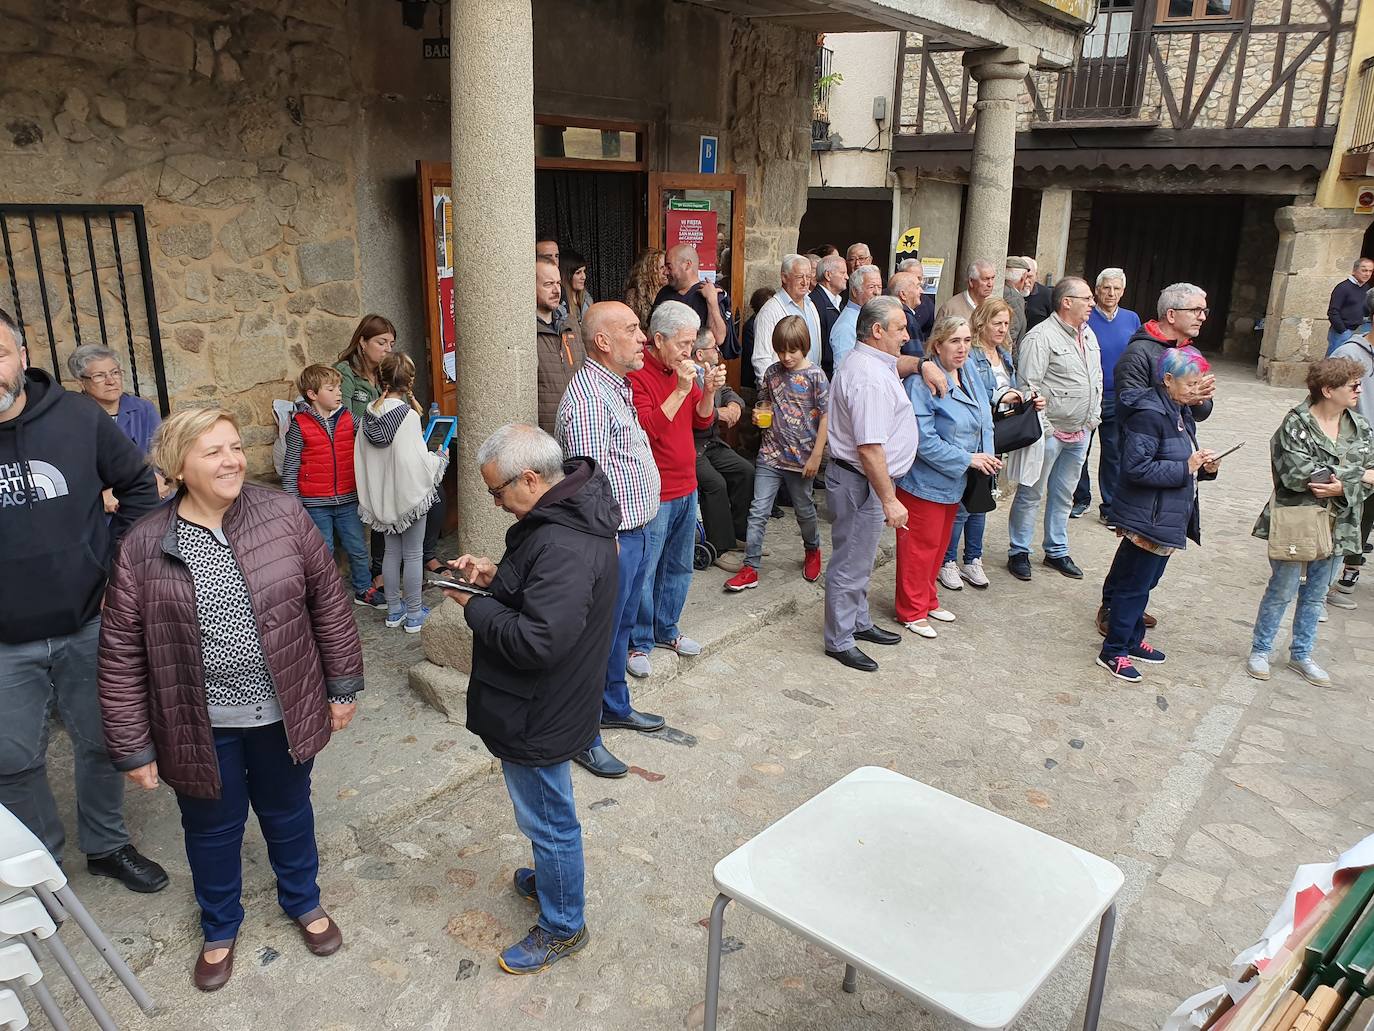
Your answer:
[282,364,378,606]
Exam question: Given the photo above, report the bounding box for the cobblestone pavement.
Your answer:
[40,362,1374,1030]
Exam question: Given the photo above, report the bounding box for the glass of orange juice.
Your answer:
[753,401,773,428]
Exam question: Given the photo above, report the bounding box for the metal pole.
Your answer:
[703,894,730,1031]
[54,213,82,350]
[14,975,70,1031]
[0,215,24,330]
[47,885,157,1014]
[82,214,108,346]
[22,931,117,1031]
[843,964,858,993]
[25,214,61,381]
[130,207,170,416]
[1082,903,1117,1031]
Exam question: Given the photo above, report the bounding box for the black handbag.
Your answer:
[993,398,1043,454]
[962,468,996,514]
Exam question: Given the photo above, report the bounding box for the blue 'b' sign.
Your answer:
[699,135,718,175]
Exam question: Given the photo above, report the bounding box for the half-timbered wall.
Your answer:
[898,0,1357,134]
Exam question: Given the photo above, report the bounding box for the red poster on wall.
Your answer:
[667,209,719,278]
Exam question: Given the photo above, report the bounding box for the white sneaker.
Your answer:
[902,620,937,638]
[958,558,989,589]
[937,561,963,591]
[1287,657,1332,687]
[1245,652,1270,680]
[928,607,956,623]
[1318,604,1329,623]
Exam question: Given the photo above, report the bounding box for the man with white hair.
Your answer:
[1072,267,1142,523]
[626,301,724,680]
[654,244,732,350]
[445,422,618,974]
[830,264,882,370]
[750,254,823,384]
[809,253,848,377]
[936,259,997,323]
[1023,256,1054,331]
[886,270,930,357]
[1003,257,1030,346]
[846,241,873,276]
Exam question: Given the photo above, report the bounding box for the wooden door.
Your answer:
[1083,192,1242,352]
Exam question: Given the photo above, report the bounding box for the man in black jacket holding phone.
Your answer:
[0,308,167,893]
[443,423,619,977]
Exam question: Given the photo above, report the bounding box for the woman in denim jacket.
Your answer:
[940,299,1043,591]
[894,316,1001,637]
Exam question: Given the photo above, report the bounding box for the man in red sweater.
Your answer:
[625,300,724,678]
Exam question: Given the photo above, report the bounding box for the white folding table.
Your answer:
[704,766,1124,1029]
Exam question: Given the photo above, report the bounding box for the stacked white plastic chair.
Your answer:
[0,803,156,1030]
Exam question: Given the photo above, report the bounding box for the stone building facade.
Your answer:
[0,0,817,474]
[889,0,1370,376]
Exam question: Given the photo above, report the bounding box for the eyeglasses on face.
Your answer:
[1066,294,1094,302]
[1172,307,1210,317]
[81,369,123,384]
[487,473,523,498]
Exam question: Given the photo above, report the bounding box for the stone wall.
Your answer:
[728,19,814,304]
[0,0,363,476]
[1224,196,1288,361]
[1260,204,1370,385]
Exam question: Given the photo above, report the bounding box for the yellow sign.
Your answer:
[896,226,921,256]
[1027,0,1094,24]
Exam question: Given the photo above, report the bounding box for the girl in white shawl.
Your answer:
[355,353,447,632]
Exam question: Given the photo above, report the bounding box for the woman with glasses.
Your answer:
[1247,357,1374,687]
[68,345,163,512]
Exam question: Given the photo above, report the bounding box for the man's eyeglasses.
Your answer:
[1172,307,1210,317]
[487,473,523,498]
[81,370,123,384]
[1066,294,1094,302]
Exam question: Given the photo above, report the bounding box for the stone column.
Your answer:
[1035,187,1073,279]
[450,0,536,556]
[959,48,1031,274]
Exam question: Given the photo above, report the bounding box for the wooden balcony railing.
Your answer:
[1347,56,1374,155]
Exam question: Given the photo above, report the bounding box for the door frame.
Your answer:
[648,172,747,324]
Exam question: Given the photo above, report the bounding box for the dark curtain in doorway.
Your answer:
[535,170,637,307]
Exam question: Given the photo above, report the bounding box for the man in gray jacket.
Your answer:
[1006,277,1102,582]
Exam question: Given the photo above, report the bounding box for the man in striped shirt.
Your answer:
[554,301,666,779]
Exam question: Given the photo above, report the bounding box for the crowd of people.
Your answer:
[1,227,1370,992]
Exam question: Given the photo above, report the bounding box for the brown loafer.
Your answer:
[193,939,235,992]
[1144,611,1158,628]
[296,909,343,956]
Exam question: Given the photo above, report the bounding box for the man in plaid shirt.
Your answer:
[555,301,667,779]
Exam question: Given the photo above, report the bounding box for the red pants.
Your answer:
[894,489,958,622]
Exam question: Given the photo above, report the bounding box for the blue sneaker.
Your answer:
[354,587,387,609]
[498,924,588,975]
[1129,641,1166,664]
[404,606,431,634]
[384,608,406,629]
[514,868,537,902]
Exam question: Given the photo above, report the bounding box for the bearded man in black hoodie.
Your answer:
[0,307,167,892]
[441,422,619,976]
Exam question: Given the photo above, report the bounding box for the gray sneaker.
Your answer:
[1286,657,1332,687]
[658,635,701,657]
[1245,652,1270,681]
[626,651,651,679]
[1326,589,1357,610]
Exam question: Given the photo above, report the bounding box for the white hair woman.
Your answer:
[69,344,163,511]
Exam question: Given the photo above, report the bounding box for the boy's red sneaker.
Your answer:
[724,566,759,592]
[803,547,822,583]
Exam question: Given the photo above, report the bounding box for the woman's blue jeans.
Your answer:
[943,505,984,564]
[1250,555,1339,662]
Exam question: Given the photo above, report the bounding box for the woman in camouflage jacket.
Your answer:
[1247,357,1374,687]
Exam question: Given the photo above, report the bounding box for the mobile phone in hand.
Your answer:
[1311,467,1336,484]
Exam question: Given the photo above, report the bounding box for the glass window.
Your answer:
[534,125,640,163]
[1160,0,1239,20]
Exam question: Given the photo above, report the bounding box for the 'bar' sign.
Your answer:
[423,38,449,59]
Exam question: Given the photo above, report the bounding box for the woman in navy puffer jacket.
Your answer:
[1097,345,1220,683]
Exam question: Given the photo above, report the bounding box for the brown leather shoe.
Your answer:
[193,940,235,992]
[1098,605,1156,637]
[296,909,343,956]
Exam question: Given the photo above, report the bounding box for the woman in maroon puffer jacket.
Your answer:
[98,406,364,992]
